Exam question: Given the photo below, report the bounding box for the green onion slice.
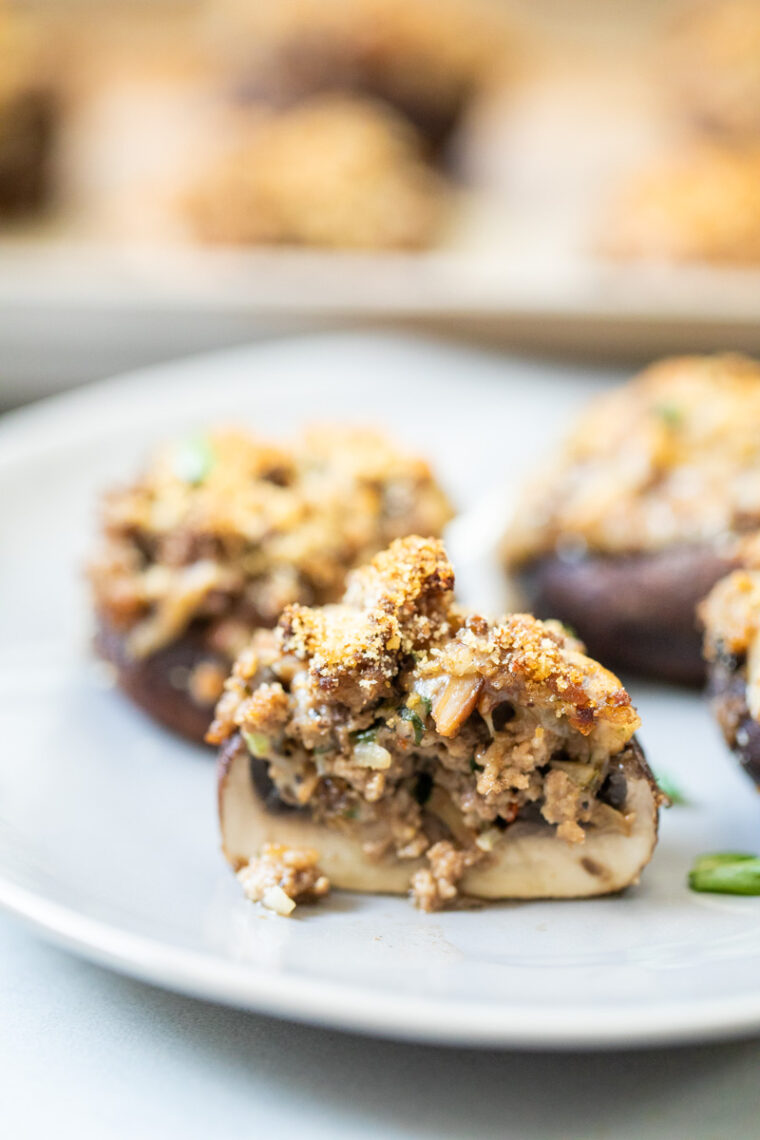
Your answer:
[353,725,379,744]
[242,730,270,759]
[688,853,760,895]
[399,706,425,745]
[174,436,215,485]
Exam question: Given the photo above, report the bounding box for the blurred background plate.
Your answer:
[5,243,760,408]
[5,0,760,406]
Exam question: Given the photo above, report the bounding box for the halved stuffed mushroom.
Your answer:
[89,429,452,743]
[502,354,760,685]
[210,536,662,911]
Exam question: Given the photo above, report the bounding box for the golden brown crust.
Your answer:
[505,353,760,563]
[701,564,760,661]
[183,95,448,249]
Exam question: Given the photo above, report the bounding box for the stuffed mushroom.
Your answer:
[602,143,760,266]
[89,428,452,743]
[502,354,760,685]
[184,96,448,250]
[700,549,760,789]
[211,536,662,912]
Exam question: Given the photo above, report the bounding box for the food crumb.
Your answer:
[410,840,475,912]
[237,844,330,916]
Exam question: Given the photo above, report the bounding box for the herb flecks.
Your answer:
[688,852,760,895]
[654,402,683,428]
[352,725,380,745]
[174,436,216,485]
[399,705,426,745]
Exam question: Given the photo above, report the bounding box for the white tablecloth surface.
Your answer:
[3,913,760,1140]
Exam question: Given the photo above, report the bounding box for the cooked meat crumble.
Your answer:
[209,536,644,910]
[504,354,760,563]
[238,844,330,915]
[89,425,451,668]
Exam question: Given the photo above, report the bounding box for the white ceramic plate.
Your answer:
[2,332,760,1048]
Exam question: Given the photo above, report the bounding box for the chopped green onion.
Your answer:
[174,436,215,485]
[688,852,760,895]
[399,706,425,745]
[353,725,379,744]
[654,770,689,805]
[417,695,432,718]
[242,730,270,759]
[654,403,683,428]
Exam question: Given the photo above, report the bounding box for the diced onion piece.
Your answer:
[475,827,502,852]
[432,675,483,737]
[262,885,297,916]
[353,741,393,769]
[242,730,271,758]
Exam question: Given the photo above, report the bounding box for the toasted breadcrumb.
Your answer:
[237,844,330,915]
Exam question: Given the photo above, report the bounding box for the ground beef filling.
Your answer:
[210,536,642,911]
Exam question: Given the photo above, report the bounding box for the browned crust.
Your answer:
[96,617,227,745]
[517,544,740,686]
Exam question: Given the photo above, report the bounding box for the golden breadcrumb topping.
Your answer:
[211,537,641,909]
[89,428,452,659]
[602,144,760,265]
[700,533,760,660]
[700,555,760,725]
[183,96,448,249]
[505,353,760,562]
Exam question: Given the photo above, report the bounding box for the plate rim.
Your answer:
[4,873,760,1049]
